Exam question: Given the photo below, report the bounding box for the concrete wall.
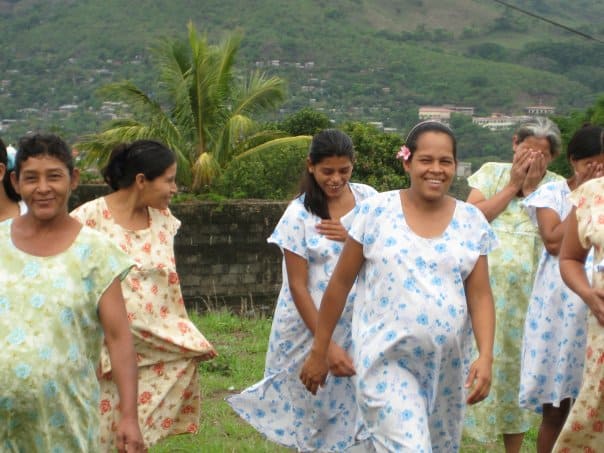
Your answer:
[72,185,287,314]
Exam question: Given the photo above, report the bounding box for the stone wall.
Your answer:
[72,185,287,314]
[72,179,471,314]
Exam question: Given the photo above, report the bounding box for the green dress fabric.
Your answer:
[0,220,133,452]
[463,162,564,441]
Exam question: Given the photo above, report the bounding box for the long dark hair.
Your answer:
[300,129,354,219]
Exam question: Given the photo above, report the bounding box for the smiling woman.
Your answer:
[70,140,217,451]
[299,121,497,452]
[227,129,378,451]
[0,134,144,452]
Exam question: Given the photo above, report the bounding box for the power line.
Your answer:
[492,0,604,44]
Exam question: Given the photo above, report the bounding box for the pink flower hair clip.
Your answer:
[396,145,411,161]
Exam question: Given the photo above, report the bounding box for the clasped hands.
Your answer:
[300,342,355,395]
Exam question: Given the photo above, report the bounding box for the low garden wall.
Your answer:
[72,185,287,314]
[72,178,470,314]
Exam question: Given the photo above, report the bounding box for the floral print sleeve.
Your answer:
[522,181,570,227]
[467,162,509,199]
[569,178,604,250]
[267,198,310,260]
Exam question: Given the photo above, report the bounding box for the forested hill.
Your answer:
[0,0,602,140]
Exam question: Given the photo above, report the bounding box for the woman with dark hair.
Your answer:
[0,133,143,452]
[464,117,565,452]
[552,126,604,453]
[71,139,216,451]
[0,138,26,221]
[228,129,377,451]
[519,125,604,452]
[300,121,496,451]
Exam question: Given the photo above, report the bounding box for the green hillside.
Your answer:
[0,0,602,141]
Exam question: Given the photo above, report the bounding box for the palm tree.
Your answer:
[78,22,310,191]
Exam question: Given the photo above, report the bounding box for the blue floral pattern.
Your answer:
[227,183,377,451]
[519,181,590,413]
[347,191,497,452]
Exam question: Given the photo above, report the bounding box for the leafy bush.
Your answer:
[342,121,408,192]
[214,143,308,199]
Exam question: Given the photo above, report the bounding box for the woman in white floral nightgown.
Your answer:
[228,129,377,451]
[519,125,604,451]
[301,121,497,452]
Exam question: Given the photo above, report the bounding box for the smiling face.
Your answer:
[12,154,78,221]
[139,162,178,210]
[308,155,353,201]
[403,131,456,202]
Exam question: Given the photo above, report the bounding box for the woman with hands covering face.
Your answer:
[552,126,604,452]
[464,118,565,453]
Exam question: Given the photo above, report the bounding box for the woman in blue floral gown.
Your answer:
[301,121,496,452]
[228,129,377,451]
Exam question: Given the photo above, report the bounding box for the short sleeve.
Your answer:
[348,201,372,246]
[463,202,499,255]
[81,228,135,306]
[340,183,378,230]
[467,162,501,199]
[267,199,311,260]
[157,208,181,236]
[569,178,604,250]
[521,182,566,227]
[70,198,103,229]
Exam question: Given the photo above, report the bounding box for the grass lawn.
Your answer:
[151,309,538,452]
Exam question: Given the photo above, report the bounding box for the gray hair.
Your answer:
[515,117,562,156]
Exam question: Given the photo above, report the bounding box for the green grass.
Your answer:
[151,309,538,452]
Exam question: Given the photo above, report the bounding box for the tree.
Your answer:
[77,22,310,191]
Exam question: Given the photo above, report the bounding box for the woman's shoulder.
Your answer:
[467,162,510,190]
[350,182,378,199]
[543,170,565,183]
[454,198,489,223]
[71,197,105,217]
[150,206,181,236]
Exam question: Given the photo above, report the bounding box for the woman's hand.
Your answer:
[522,151,547,196]
[508,146,533,192]
[115,416,145,452]
[316,219,348,242]
[575,162,604,188]
[583,288,604,326]
[300,349,329,395]
[326,342,355,377]
[465,354,493,405]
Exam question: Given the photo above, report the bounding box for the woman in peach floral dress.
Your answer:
[553,127,604,452]
[71,140,216,450]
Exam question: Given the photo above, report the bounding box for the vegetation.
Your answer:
[75,23,310,191]
[0,0,602,143]
[150,308,538,452]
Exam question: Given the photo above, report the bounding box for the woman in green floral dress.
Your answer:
[0,134,144,452]
[463,118,564,453]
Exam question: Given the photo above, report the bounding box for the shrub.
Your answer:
[215,143,308,199]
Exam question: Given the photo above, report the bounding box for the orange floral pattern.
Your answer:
[71,197,216,450]
[553,178,604,452]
